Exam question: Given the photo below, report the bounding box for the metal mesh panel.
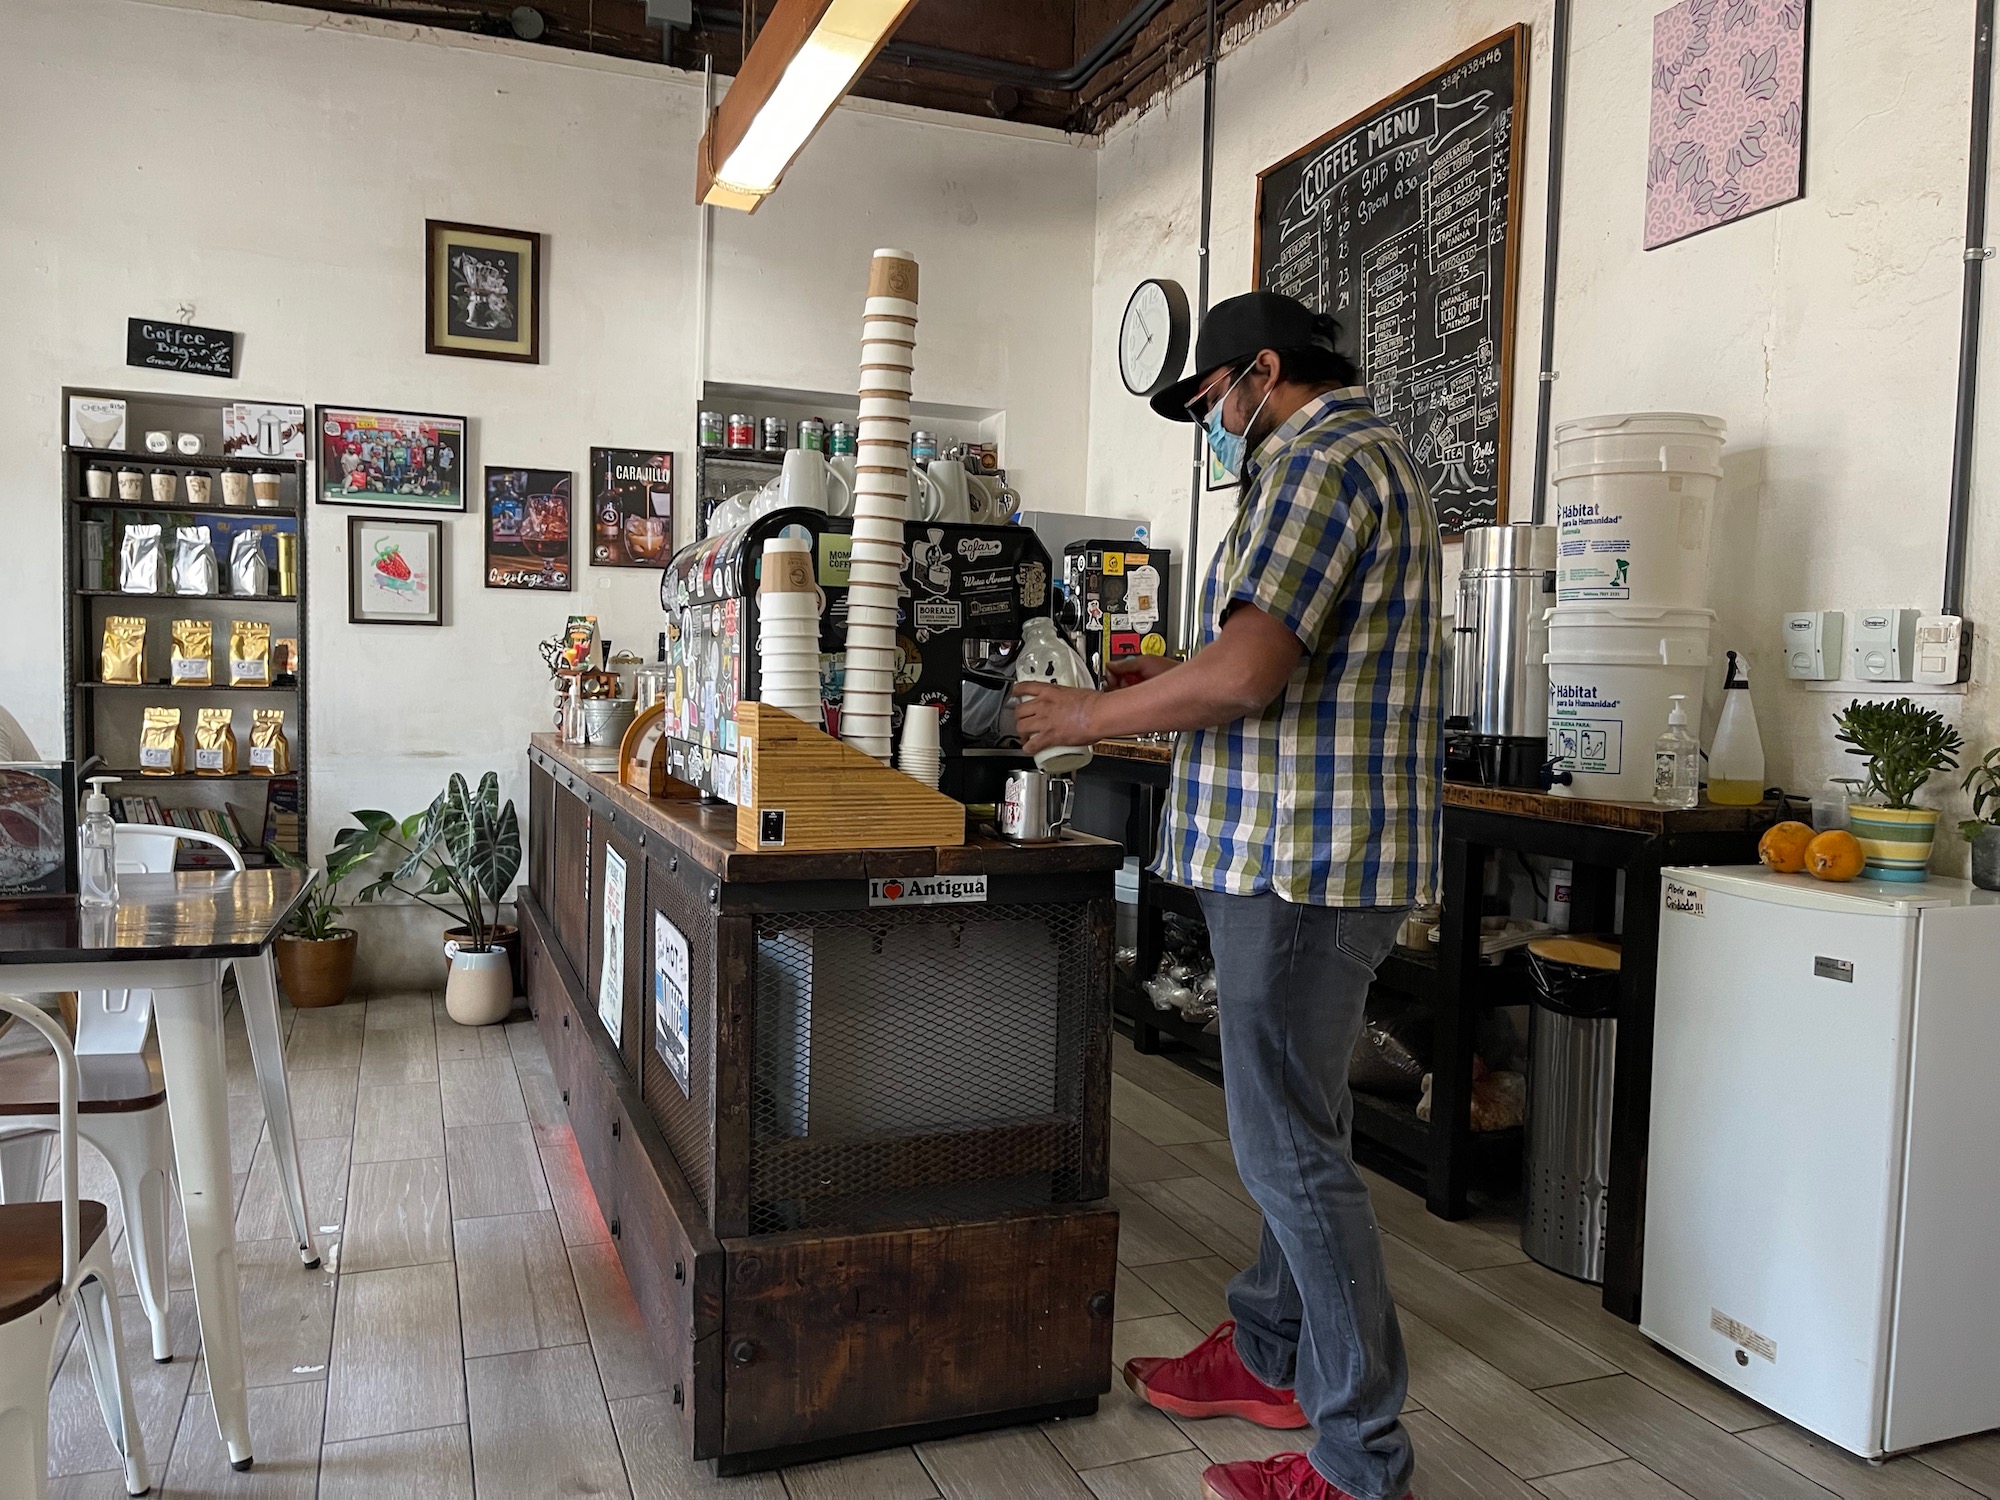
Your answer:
[641,858,715,1214]
[749,902,1093,1235]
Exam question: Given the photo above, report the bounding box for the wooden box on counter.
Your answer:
[522,735,1123,1473]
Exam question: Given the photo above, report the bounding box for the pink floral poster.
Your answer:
[1645,0,1809,249]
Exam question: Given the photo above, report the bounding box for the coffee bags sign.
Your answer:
[127,319,237,379]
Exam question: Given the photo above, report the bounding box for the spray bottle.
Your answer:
[80,776,119,907]
[1708,651,1767,806]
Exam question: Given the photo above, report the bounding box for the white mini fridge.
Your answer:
[1644,866,2000,1457]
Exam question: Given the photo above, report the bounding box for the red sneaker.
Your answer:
[1121,1320,1308,1428]
[1200,1451,1417,1500]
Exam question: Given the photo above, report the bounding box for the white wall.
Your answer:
[1,0,1096,983]
[1090,0,2000,852]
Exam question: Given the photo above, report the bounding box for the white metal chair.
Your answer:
[0,825,320,1364]
[0,995,150,1498]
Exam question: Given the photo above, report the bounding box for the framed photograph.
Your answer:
[426,220,542,364]
[0,762,79,904]
[348,514,444,626]
[1205,442,1235,491]
[485,468,572,591]
[317,406,467,511]
[588,448,674,567]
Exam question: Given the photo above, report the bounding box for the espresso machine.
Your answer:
[1446,523,1557,787]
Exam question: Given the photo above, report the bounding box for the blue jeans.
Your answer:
[1197,891,1413,1500]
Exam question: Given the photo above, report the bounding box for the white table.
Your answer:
[0,869,313,1470]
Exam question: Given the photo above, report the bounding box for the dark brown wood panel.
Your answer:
[616,1113,728,1458]
[709,913,755,1240]
[529,762,555,912]
[719,1207,1118,1454]
[553,774,590,975]
[1443,783,1777,834]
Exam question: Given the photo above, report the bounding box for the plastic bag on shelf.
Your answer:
[1349,1006,1430,1098]
[1415,1058,1527,1132]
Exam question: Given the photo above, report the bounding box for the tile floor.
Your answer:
[38,992,2000,1498]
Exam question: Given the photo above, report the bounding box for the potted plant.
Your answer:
[1832,698,1964,882]
[352,772,523,1025]
[1959,746,2000,891]
[267,837,372,1007]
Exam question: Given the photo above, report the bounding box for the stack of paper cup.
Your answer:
[897,703,942,789]
[841,247,920,763]
[757,536,823,727]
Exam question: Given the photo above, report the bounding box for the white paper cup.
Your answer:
[847,572,903,595]
[849,537,904,561]
[857,397,912,422]
[849,517,905,545]
[900,703,941,750]
[843,658,901,682]
[864,296,920,319]
[758,589,820,614]
[843,642,901,668]
[859,374,915,400]
[845,601,901,625]
[861,341,914,366]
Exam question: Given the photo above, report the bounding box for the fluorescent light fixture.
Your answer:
[697,0,917,212]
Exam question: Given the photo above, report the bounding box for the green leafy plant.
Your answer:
[267,837,375,941]
[1959,746,2000,841]
[1832,698,1963,810]
[351,772,523,952]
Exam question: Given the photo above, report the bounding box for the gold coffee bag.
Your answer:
[193,707,237,775]
[229,620,271,686]
[139,706,183,776]
[170,619,213,686]
[100,616,147,684]
[248,708,289,775]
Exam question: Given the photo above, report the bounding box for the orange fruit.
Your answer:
[1758,821,1816,874]
[1806,829,1866,882]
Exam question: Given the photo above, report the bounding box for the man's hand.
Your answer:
[1105,656,1179,688]
[1011,682,1102,757]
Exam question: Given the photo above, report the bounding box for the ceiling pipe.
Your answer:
[1181,0,1218,650]
[1944,0,1995,616]
[1528,0,1572,525]
[693,0,1175,93]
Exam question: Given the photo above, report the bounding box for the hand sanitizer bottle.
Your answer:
[79,776,119,907]
[1652,694,1701,809]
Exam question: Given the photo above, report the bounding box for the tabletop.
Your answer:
[0,869,314,964]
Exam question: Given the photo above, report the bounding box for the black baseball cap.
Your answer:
[1150,291,1344,420]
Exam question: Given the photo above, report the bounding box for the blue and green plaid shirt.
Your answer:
[1155,388,1444,908]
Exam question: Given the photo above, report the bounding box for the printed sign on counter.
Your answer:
[654,911,691,1096]
[597,845,627,1045]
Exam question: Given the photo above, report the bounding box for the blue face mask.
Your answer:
[1201,366,1271,480]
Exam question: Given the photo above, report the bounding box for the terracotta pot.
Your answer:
[442,924,519,994]
[274,930,358,1008]
[444,947,514,1026]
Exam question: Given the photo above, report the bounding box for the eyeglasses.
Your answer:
[1183,364,1246,422]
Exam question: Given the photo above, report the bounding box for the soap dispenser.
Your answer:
[80,776,119,907]
[1708,651,1767,806]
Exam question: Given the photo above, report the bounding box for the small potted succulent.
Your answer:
[1832,698,1964,882]
[352,772,523,1025]
[268,837,372,1007]
[1959,746,2000,890]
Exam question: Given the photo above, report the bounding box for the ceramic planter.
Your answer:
[273,930,358,1008]
[443,923,519,995]
[1970,823,2000,891]
[1847,805,1940,883]
[444,945,514,1026]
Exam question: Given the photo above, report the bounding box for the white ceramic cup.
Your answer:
[779,449,830,513]
[968,474,1021,523]
[922,462,971,524]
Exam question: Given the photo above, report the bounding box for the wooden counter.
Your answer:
[522,736,1123,1473]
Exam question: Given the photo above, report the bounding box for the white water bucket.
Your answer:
[1553,413,1726,609]
[1544,604,1714,802]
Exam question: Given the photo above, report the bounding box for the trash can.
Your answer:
[1521,936,1622,1282]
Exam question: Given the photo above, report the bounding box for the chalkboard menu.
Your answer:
[126,318,236,379]
[1255,28,1528,533]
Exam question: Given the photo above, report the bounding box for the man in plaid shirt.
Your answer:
[1015,292,1442,1500]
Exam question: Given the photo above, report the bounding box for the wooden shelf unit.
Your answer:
[62,386,310,861]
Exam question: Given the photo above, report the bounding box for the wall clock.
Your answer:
[1119,278,1191,399]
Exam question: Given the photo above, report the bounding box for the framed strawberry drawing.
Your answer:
[349,514,445,626]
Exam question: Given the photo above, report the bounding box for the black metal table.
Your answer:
[1431,788,1773,1322]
